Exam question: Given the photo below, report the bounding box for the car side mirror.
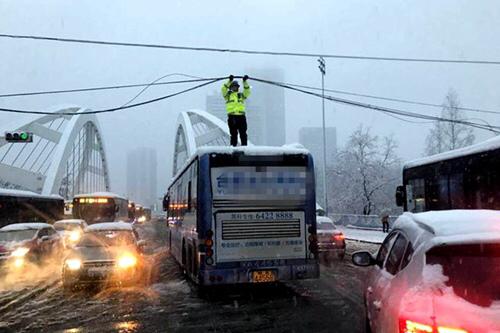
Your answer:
[352,251,376,267]
[137,240,146,250]
[162,195,169,212]
[395,185,405,207]
[41,235,50,242]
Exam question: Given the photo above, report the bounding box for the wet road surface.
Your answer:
[0,225,379,333]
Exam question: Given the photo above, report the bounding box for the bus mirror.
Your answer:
[395,185,405,207]
[162,195,169,212]
[115,205,120,212]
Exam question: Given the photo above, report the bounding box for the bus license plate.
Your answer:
[252,270,276,283]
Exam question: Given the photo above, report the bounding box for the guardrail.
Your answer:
[329,213,398,229]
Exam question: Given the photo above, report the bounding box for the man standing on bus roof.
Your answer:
[221,75,251,146]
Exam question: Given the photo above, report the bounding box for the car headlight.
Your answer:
[11,247,29,257]
[117,253,137,269]
[68,230,81,242]
[138,216,146,223]
[65,258,82,270]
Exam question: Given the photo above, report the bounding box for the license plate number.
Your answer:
[88,267,108,277]
[252,270,276,283]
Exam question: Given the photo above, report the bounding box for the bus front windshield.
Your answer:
[74,201,116,223]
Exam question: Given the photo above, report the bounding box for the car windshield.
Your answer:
[54,223,81,231]
[318,222,335,230]
[77,230,135,248]
[426,243,500,307]
[0,229,38,242]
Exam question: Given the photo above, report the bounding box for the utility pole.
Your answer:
[317,57,328,216]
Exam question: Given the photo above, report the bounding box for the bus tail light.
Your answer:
[399,318,469,333]
[205,229,214,265]
[307,231,318,257]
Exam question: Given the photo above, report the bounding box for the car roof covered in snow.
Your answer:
[85,222,133,232]
[395,210,500,242]
[54,219,85,225]
[74,192,127,200]
[404,135,500,169]
[0,223,53,231]
[0,188,63,200]
[317,216,334,224]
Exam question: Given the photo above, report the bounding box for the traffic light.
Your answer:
[4,131,33,143]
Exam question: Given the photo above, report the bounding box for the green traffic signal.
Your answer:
[20,132,28,140]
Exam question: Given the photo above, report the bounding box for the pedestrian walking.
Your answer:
[221,75,251,146]
[381,214,390,233]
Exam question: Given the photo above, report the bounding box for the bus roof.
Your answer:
[0,188,63,200]
[404,135,500,169]
[73,192,127,200]
[170,145,311,186]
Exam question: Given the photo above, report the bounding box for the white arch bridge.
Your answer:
[172,109,250,176]
[0,107,110,199]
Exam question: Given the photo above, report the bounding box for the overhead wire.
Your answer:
[1,33,500,65]
[2,75,498,117]
[250,77,500,133]
[0,75,498,133]
[0,78,225,115]
[0,76,212,98]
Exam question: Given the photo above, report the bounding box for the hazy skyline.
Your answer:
[1,0,499,196]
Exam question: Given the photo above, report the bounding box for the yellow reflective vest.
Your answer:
[221,80,251,115]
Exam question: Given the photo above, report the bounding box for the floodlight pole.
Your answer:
[318,57,328,216]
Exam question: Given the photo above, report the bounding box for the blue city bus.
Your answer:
[164,146,319,286]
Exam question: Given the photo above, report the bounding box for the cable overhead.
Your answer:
[2,75,498,116]
[0,76,214,98]
[0,78,224,115]
[281,82,500,116]
[0,75,497,133]
[251,77,500,133]
[2,33,500,65]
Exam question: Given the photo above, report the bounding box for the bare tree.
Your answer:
[328,125,401,215]
[425,89,475,156]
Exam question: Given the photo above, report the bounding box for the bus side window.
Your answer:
[408,178,425,212]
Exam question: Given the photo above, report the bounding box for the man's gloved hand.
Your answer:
[229,75,234,81]
[243,75,249,82]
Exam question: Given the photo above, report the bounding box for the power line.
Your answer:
[3,74,498,117]
[0,75,497,134]
[2,33,500,65]
[0,76,214,98]
[281,82,500,116]
[0,78,224,115]
[251,77,500,133]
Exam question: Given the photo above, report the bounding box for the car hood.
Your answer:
[0,240,30,252]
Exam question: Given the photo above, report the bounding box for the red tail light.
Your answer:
[399,318,469,333]
[332,233,345,241]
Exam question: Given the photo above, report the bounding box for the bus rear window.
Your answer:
[426,243,500,307]
[211,166,308,203]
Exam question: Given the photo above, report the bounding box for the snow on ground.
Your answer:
[337,226,386,244]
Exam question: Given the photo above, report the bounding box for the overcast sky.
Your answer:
[1,0,499,197]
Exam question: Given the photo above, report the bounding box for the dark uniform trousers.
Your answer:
[228,114,248,147]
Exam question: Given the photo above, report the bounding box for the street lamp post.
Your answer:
[318,57,328,216]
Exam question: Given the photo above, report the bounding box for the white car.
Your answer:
[352,210,500,333]
[54,219,87,248]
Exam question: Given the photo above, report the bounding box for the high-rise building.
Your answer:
[206,68,286,146]
[126,147,157,208]
[299,127,337,166]
[299,127,337,207]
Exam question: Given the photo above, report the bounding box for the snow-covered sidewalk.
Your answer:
[337,226,387,244]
